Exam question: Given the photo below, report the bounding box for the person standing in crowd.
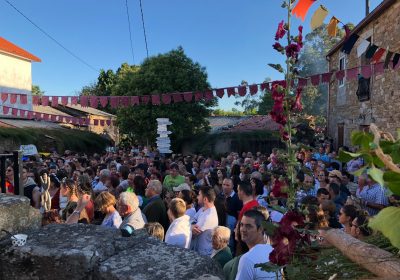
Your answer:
[211,226,233,268]
[237,182,259,222]
[358,176,388,216]
[339,205,358,234]
[95,192,122,229]
[165,198,191,248]
[22,166,41,208]
[143,180,169,231]
[93,169,110,194]
[118,192,145,230]
[191,186,219,256]
[163,163,185,192]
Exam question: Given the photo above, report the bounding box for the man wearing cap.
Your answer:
[163,163,185,192]
[328,170,350,203]
[173,183,191,195]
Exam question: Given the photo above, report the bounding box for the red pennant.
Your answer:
[10,94,17,104]
[260,83,270,91]
[85,118,90,125]
[374,62,385,75]
[292,0,316,21]
[238,86,247,97]
[183,92,192,102]
[27,111,33,119]
[106,119,111,126]
[3,106,9,115]
[151,95,160,105]
[321,72,333,84]
[131,96,140,105]
[71,96,78,105]
[100,119,105,126]
[215,88,225,98]
[57,116,63,123]
[32,95,39,105]
[43,114,50,121]
[41,96,49,106]
[11,108,18,116]
[249,84,258,95]
[141,95,150,105]
[311,75,320,86]
[79,118,85,125]
[80,96,88,107]
[94,119,99,126]
[172,93,183,103]
[335,70,345,81]
[33,112,40,120]
[120,96,130,107]
[1,93,8,102]
[298,79,308,87]
[72,117,79,125]
[20,94,27,104]
[52,96,58,107]
[361,65,372,78]
[204,90,213,101]
[347,68,359,80]
[162,94,172,104]
[227,87,236,97]
[19,110,26,118]
[371,48,386,64]
[90,96,98,108]
[61,96,68,105]
[50,115,57,122]
[110,96,119,108]
[194,92,203,101]
[100,96,108,107]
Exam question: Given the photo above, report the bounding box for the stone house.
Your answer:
[0,37,41,114]
[326,0,400,149]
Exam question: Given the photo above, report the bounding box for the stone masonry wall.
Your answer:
[327,0,400,148]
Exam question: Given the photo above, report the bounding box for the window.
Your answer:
[339,55,346,87]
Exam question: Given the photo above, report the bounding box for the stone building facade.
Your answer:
[326,0,400,149]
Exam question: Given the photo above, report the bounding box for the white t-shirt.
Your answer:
[101,211,122,229]
[165,215,192,249]
[235,244,276,280]
[185,207,197,222]
[191,206,218,256]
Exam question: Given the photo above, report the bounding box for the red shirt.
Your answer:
[85,200,95,222]
[238,199,259,221]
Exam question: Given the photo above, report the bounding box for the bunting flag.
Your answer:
[341,34,359,54]
[215,88,225,98]
[311,75,320,86]
[106,119,111,126]
[32,95,39,105]
[80,96,88,107]
[227,87,236,97]
[393,53,400,69]
[27,111,33,119]
[20,95,27,105]
[172,93,183,103]
[238,86,247,97]
[260,83,270,91]
[183,92,192,102]
[162,94,171,105]
[365,44,379,59]
[41,96,49,106]
[52,96,58,107]
[71,96,78,105]
[374,62,385,75]
[90,96,98,108]
[298,78,307,87]
[110,96,119,108]
[1,93,8,102]
[20,110,26,118]
[204,90,214,101]
[321,72,333,83]
[292,0,317,21]
[99,96,108,107]
[151,95,160,105]
[384,51,394,69]
[357,39,370,57]
[310,5,328,30]
[61,96,69,106]
[3,106,9,114]
[361,65,372,78]
[10,94,17,104]
[347,67,359,80]
[327,17,340,37]
[249,84,258,95]
[120,96,130,107]
[371,48,386,64]
[194,92,203,101]
[141,95,150,105]
[131,96,140,105]
[11,108,18,116]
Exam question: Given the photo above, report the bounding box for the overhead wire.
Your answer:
[138,0,149,58]
[3,0,99,73]
[125,0,136,64]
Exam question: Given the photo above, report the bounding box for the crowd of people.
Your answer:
[3,143,399,279]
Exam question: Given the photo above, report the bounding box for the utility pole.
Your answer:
[366,0,370,16]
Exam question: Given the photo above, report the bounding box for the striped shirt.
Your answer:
[358,184,388,216]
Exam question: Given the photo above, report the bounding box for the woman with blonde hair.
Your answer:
[95,192,122,228]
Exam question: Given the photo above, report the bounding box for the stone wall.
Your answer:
[327,0,400,149]
[0,224,223,280]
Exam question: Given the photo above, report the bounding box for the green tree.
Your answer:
[257,77,273,115]
[32,85,44,96]
[113,47,216,148]
[213,108,244,116]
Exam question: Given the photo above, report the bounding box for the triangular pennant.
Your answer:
[346,67,359,80]
[151,95,161,105]
[79,118,85,125]
[3,106,9,115]
[72,117,78,125]
[384,51,394,69]
[71,96,78,105]
[204,90,213,101]
[85,118,90,126]
[27,111,33,119]
[183,92,192,102]
[292,0,316,21]
[311,75,320,86]
[41,96,49,106]
[32,95,39,105]
[365,44,379,59]
[227,87,236,97]
[238,86,247,97]
[194,92,203,101]
[327,17,340,37]
[43,114,50,121]
[61,96,69,106]
[341,34,359,55]
[80,96,88,107]
[11,108,18,116]
[371,48,386,64]
[215,88,225,98]
[90,96,98,108]
[321,72,333,83]
[162,94,172,104]
[1,93,8,103]
[99,96,108,107]
[110,96,119,108]
[94,119,99,126]
[298,78,308,87]
[310,5,328,30]
[10,94,17,104]
[50,114,57,122]
[19,110,26,118]
[249,84,258,95]
[100,119,105,126]
[357,39,370,57]
[106,119,111,126]
[393,53,400,69]
[51,96,58,107]
[361,65,372,78]
[20,94,27,105]
[120,96,130,107]
[172,93,183,103]
[374,62,385,75]
[141,95,150,105]
[131,96,140,105]
[260,83,270,91]
[335,70,345,81]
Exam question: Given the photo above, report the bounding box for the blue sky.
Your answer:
[0,0,382,110]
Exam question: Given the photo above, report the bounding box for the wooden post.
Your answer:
[323,229,400,278]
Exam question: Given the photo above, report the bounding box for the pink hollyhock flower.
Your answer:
[292,87,303,111]
[269,225,298,266]
[285,43,301,58]
[280,126,289,141]
[275,20,286,40]
[280,211,305,228]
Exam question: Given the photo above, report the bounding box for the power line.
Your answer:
[3,0,99,73]
[125,0,135,64]
[138,0,149,58]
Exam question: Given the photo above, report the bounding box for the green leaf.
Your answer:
[351,131,373,150]
[254,262,282,273]
[271,205,287,214]
[351,166,368,177]
[337,150,361,163]
[369,207,400,249]
[268,63,284,73]
[383,171,400,195]
[367,167,385,187]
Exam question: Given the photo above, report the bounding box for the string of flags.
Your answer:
[1,105,115,127]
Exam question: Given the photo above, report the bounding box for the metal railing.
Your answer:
[0,151,23,195]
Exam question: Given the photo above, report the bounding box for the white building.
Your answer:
[0,36,41,114]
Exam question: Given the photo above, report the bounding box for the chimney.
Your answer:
[366,0,370,16]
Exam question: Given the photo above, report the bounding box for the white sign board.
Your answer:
[20,144,38,156]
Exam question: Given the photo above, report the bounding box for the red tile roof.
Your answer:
[0,37,41,62]
[227,115,280,132]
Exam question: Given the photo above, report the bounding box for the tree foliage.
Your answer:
[32,85,44,96]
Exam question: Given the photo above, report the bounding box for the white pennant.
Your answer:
[357,39,370,57]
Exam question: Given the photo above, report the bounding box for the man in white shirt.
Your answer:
[165,198,191,249]
[191,186,219,256]
[236,209,276,280]
[93,169,110,194]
